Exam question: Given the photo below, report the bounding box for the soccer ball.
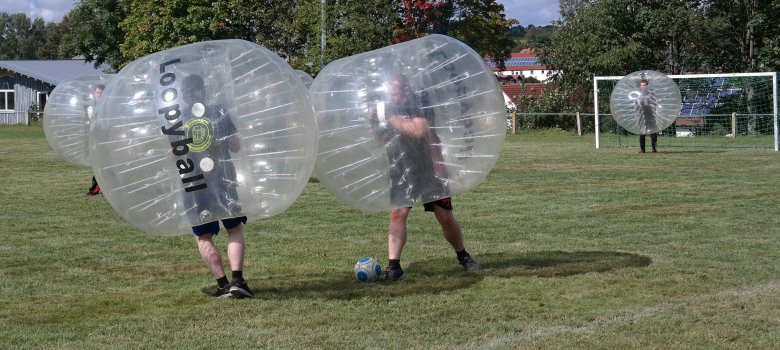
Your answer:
[354,257,382,282]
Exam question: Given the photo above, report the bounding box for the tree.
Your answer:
[438,0,517,70]
[119,0,226,65]
[0,13,50,59]
[393,0,448,43]
[59,0,126,69]
[293,0,397,74]
[699,0,780,72]
[385,0,516,70]
[213,0,303,61]
[58,0,516,75]
[524,25,553,48]
[37,22,66,59]
[532,0,712,115]
[559,0,596,20]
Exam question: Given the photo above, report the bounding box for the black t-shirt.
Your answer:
[376,96,447,205]
[180,104,242,224]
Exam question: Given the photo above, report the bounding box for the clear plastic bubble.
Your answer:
[310,34,506,211]
[43,74,114,165]
[89,40,318,236]
[295,70,314,90]
[609,70,681,135]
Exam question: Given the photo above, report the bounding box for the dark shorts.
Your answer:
[191,216,247,236]
[422,198,453,212]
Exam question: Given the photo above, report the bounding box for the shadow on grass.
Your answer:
[205,251,651,300]
[471,250,652,278]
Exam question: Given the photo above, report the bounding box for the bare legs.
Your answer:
[387,206,465,261]
[195,223,245,279]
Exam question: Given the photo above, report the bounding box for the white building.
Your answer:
[485,49,558,83]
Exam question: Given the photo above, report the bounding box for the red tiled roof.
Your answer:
[499,82,549,100]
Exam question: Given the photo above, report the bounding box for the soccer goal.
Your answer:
[594,72,779,151]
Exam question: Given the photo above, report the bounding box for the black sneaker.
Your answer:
[459,256,481,272]
[213,285,232,298]
[229,279,254,298]
[384,267,405,282]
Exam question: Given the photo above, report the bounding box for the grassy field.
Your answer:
[1,125,779,349]
[598,132,776,150]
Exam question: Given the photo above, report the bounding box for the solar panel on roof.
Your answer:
[505,57,538,66]
[485,57,539,67]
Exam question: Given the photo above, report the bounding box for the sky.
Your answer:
[0,0,560,27]
[500,0,560,27]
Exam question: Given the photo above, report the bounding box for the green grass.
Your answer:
[1,125,779,349]
[599,132,776,150]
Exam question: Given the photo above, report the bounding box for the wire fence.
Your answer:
[507,112,778,151]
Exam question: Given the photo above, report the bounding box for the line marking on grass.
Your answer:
[477,282,780,349]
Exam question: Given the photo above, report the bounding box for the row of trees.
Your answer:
[0,13,62,59]
[517,0,780,129]
[0,0,517,75]
[5,0,778,130]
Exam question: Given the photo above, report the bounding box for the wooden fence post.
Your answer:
[576,111,582,136]
[731,112,736,137]
[512,111,517,134]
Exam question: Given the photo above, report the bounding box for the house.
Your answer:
[485,49,556,83]
[485,50,557,103]
[0,60,109,125]
[498,82,549,101]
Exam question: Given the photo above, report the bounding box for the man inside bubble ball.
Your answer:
[85,84,104,196]
[369,74,481,282]
[179,74,252,298]
[635,78,659,153]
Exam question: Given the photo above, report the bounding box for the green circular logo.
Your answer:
[184,118,214,153]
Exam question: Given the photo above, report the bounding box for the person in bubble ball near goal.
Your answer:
[179,74,253,298]
[635,78,659,153]
[368,74,481,282]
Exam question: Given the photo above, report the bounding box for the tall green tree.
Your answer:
[294,0,397,74]
[0,13,50,59]
[59,0,126,69]
[37,22,66,59]
[531,0,710,114]
[59,0,516,74]
[435,0,517,70]
[388,0,516,69]
[215,0,303,61]
[699,0,780,72]
[120,0,308,68]
[119,0,225,64]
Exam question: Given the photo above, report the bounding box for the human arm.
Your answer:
[387,114,429,139]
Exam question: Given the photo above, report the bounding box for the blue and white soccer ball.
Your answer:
[354,257,382,282]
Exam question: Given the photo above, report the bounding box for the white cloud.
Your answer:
[0,0,75,22]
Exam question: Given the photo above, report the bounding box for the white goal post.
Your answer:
[594,72,779,151]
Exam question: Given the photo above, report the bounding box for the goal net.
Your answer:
[594,72,778,151]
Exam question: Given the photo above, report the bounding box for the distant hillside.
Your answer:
[509,24,553,50]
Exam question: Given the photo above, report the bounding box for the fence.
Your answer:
[0,111,32,125]
[507,112,778,151]
[507,112,596,136]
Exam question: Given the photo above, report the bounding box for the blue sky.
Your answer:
[1,0,560,27]
[500,0,560,27]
